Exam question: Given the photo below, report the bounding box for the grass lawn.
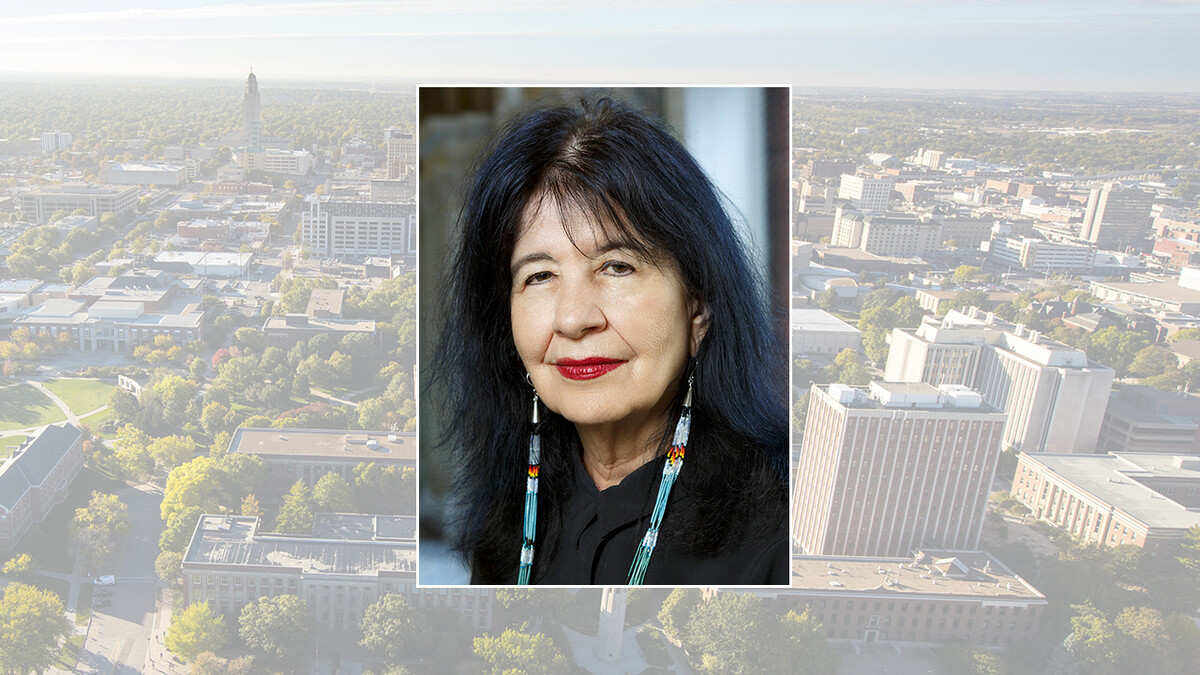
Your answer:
[75,583,93,626]
[0,383,67,431]
[42,378,116,415]
[55,634,85,672]
[79,408,117,440]
[0,433,26,459]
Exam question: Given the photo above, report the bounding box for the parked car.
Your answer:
[94,575,116,586]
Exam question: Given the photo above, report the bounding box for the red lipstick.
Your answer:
[554,357,626,380]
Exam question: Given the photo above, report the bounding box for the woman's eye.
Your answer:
[524,271,554,285]
[602,261,635,275]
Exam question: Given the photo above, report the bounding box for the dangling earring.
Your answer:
[517,376,540,585]
[627,372,694,585]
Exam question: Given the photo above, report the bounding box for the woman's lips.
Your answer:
[553,357,627,380]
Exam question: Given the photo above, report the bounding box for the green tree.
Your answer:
[792,392,811,435]
[493,589,572,626]
[238,594,312,665]
[360,594,425,665]
[1067,601,1121,675]
[155,550,183,582]
[160,506,204,554]
[685,593,780,674]
[946,289,989,314]
[473,629,567,675]
[816,288,838,311]
[274,480,314,534]
[312,473,354,513]
[0,583,72,675]
[167,602,227,663]
[658,587,700,640]
[776,609,838,675]
[241,494,263,519]
[70,491,130,571]
[162,456,221,524]
[2,553,36,581]
[953,265,981,284]
[149,435,198,473]
[1129,345,1178,379]
[1171,328,1200,342]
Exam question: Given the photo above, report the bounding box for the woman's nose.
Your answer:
[553,278,606,339]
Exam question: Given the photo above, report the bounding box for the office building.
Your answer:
[40,131,72,152]
[104,162,189,186]
[837,175,894,213]
[227,427,413,492]
[831,212,941,257]
[731,550,1046,647]
[987,235,1095,274]
[1081,183,1154,250]
[19,184,139,224]
[1098,384,1200,454]
[1012,452,1200,556]
[0,425,84,549]
[300,196,416,258]
[385,128,415,180]
[182,514,492,631]
[240,149,311,176]
[886,309,1115,454]
[793,382,1006,557]
[791,307,861,358]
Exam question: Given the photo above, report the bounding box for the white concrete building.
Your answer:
[837,174,894,213]
[987,235,1096,274]
[301,196,416,258]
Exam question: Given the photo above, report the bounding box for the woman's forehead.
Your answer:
[513,197,656,261]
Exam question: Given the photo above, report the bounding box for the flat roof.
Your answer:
[262,316,375,333]
[311,513,415,541]
[229,427,415,462]
[1094,280,1200,305]
[0,424,82,511]
[791,307,860,334]
[1025,453,1200,530]
[183,515,416,576]
[787,550,1043,601]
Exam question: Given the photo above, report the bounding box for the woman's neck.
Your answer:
[576,415,664,490]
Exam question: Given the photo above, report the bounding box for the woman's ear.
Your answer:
[689,303,709,357]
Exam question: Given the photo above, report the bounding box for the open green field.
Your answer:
[42,378,116,415]
[0,384,67,432]
[0,434,26,459]
[79,408,117,440]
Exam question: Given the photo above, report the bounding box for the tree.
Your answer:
[274,480,315,534]
[2,553,36,581]
[658,587,700,640]
[360,594,425,665]
[70,491,130,571]
[776,609,838,675]
[155,550,183,582]
[792,392,811,435]
[241,494,263,519]
[1172,328,1200,342]
[473,629,567,675]
[0,583,72,675]
[312,473,354,513]
[493,589,572,626]
[149,435,198,473]
[1178,524,1200,577]
[816,288,838,311]
[1067,601,1120,675]
[953,265,981,284]
[167,603,226,663]
[162,456,221,524]
[1129,345,1178,379]
[684,593,779,674]
[238,595,312,665]
[946,289,988,314]
[161,506,204,554]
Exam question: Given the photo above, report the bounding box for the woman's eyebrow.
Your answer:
[510,252,554,278]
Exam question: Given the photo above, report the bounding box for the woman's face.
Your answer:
[509,202,706,435]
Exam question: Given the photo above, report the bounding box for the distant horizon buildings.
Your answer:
[793,381,1006,557]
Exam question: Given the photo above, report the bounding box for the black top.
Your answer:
[530,449,789,586]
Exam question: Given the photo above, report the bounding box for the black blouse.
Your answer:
[531,449,789,586]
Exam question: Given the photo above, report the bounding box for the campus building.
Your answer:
[182,514,492,631]
[226,427,414,495]
[0,425,84,550]
[1012,452,1200,557]
[793,382,1006,557]
[731,550,1047,648]
[300,196,417,259]
[837,175,894,213]
[885,309,1114,454]
[19,184,139,224]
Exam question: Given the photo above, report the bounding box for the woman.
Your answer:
[432,96,788,585]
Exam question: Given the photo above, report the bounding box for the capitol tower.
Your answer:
[243,69,262,151]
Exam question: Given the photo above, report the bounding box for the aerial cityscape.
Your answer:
[2,4,1200,673]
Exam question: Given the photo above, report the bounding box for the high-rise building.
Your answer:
[243,69,262,151]
[385,128,415,180]
[40,131,72,153]
[19,184,139,223]
[831,211,941,257]
[793,382,1006,557]
[301,196,416,258]
[886,309,1115,454]
[1080,183,1154,250]
[837,174,894,213]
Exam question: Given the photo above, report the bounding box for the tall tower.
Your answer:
[595,587,627,662]
[385,127,415,179]
[1080,182,1154,251]
[243,69,262,151]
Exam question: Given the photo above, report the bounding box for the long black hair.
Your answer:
[431,96,787,583]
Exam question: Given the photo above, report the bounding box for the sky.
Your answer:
[1,1,1199,91]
